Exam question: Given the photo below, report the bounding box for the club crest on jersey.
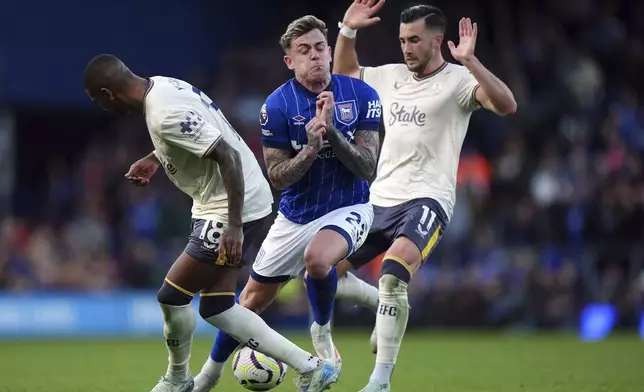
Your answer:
[335,100,357,126]
[428,82,443,95]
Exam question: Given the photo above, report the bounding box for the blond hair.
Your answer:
[280,15,328,51]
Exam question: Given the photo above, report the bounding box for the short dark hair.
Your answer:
[84,54,132,93]
[280,15,328,51]
[400,5,447,34]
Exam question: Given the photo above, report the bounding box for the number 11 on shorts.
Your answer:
[417,205,436,236]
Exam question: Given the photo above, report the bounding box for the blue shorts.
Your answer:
[347,198,448,268]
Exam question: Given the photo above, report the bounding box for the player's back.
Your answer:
[261,74,381,224]
[360,62,480,218]
[145,76,273,223]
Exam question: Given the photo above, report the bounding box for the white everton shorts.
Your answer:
[250,202,374,283]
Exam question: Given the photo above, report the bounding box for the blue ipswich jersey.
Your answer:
[260,74,382,224]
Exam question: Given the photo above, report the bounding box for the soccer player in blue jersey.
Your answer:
[193,15,382,392]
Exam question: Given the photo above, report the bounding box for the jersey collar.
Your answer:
[142,78,155,114]
[412,62,448,82]
[292,75,334,98]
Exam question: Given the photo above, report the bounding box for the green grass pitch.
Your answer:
[0,331,641,392]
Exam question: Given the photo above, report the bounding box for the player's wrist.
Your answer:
[148,151,161,165]
[459,55,479,69]
[338,22,357,38]
[303,144,320,157]
[228,222,243,229]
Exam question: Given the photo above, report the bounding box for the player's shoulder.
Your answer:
[332,73,359,84]
[363,63,408,77]
[260,80,294,128]
[333,73,368,88]
[147,76,192,99]
[145,77,197,130]
[264,79,295,109]
[146,76,195,112]
[332,74,378,97]
[443,62,473,78]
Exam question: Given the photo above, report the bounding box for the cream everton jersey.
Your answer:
[360,62,480,219]
[144,76,273,223]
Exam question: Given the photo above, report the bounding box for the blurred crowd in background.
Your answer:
[1,0,644,330]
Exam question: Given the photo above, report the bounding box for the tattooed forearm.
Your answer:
[263,147,318,190]
[207,140,244,227]
[325,126,379,180]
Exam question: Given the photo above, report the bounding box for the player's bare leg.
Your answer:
[152,252,220,392]
[157,252,337,392]
[335,259,379,353]
[194,278,284,392]
[304,229,351,373]
[360,237,422,392]
[194,259,338,392]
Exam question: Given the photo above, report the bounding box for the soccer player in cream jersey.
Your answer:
[84,54,339,392]
[333,2,517,391]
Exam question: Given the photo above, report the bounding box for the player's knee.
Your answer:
[380,257,412,287]
[389,236,423,269]
[199,295,235,319]
[303,247,332,277]
[157,281,193,306]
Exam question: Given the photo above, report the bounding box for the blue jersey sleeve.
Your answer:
[357,84,382,130]
[260,94,290,150]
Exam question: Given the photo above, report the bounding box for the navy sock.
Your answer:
[306,267,338,325]
[209,330,240,362]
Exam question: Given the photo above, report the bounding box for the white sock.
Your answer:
[372,363,395,384]
[371,274,409,384]
[195,356,225,388]
[160,303,196,382]
[204,304,319,374]
[199,356,225,377]
[336,272,379,312]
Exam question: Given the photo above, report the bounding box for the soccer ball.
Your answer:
[232,345,288,391]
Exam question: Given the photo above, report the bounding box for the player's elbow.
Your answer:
[496,96,517,116]
[332,60,360,78]
[334,66,361,79]
[356,156,377,180]
[269,181,288,191]
[266,171,287,190]
[501,101,517,116]
[356,167,375,181]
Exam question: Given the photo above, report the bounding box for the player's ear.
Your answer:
[283,55,295,71]
[100,87,115,100]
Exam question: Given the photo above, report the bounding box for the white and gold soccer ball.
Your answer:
[232,345,288,391]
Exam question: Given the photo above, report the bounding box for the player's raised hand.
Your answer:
[125,154,160,186]
[343,0,386,30]
[448,18,478,63]
[305,117,326,152]
[317,91,335,129]
[316,96,325,119]
[218,225,244,266]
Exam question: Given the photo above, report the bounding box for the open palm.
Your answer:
[448,17,478,63]
[343,0,386,29]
